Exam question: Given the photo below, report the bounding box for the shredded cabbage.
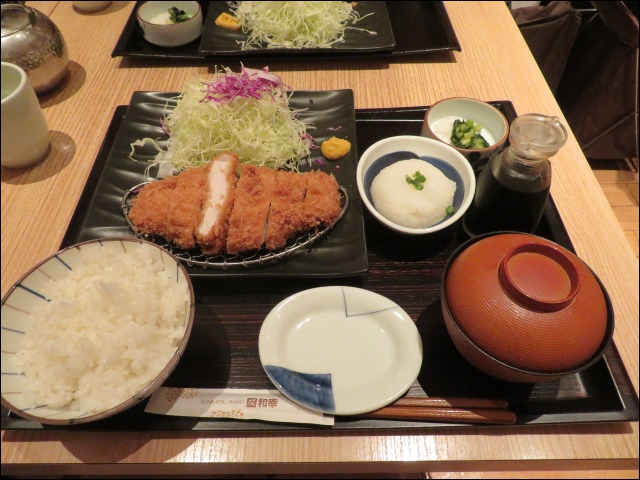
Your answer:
[230,1,375,50]
[131,66,315,174]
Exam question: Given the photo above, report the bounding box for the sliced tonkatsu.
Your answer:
[225,165,277,254]
[195,152,239,255]
[128,155,342,256]
[164,166,209,249]
[264,169,308,250]
[128,175,179,239]
[302,170,342,229]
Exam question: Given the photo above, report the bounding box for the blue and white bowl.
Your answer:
[1,238,195,425]
[356,135,476,235]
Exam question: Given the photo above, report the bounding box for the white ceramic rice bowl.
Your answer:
[0,238,195,425]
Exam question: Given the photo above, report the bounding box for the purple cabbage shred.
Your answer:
[199,66,288,104]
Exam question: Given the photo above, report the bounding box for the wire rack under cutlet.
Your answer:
[121,183,349,269]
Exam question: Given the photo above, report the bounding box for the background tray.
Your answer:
[112,1,461,60]
[59,89,368,278]
[3,102,637,431]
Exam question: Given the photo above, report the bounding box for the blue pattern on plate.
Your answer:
[342,286,398,317]
[264,365,336,413]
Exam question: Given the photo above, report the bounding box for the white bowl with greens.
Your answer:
[421,97,509,172]
[137,1,203,47]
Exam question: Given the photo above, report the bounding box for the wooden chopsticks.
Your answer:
[357,396,517,425]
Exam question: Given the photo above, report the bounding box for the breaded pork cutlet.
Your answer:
[226,165,277,254]
[164,165,208,249]
[301,171,342,229]
[128,162,343,256]
[264,170,308,250]
[195,152,240,255]
[128,175,179,238]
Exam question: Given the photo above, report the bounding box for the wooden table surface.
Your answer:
[2,1,638,476]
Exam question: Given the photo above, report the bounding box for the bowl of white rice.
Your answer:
[1,238,195,425]
[357,135,475,235]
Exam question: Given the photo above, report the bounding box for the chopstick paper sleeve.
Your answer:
[145,388,334,426]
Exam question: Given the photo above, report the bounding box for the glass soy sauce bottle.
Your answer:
[463,114,568,237]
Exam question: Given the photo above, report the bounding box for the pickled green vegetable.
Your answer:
[451,119,489,149]
[169,7,190,23]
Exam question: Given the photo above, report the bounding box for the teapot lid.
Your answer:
[1,4,32,37]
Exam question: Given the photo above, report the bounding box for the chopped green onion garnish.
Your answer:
[405,170,426,190]
[446,205,455,215]
[169,7,190,23]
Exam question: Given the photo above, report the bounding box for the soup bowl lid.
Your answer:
[443,232,611,373]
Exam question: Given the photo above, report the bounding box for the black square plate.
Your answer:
[199,1,395,56]
[60,89,368,278]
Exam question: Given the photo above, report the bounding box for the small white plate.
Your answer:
[259,286,423,415]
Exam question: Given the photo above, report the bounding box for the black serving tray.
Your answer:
[57,89,368,278]
[2,102,638,432]
[112,1,461,61]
